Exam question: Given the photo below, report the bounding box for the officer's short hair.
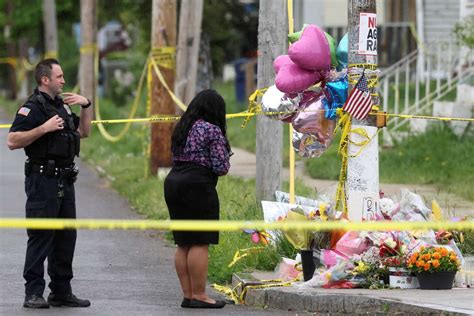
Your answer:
[35,58,60,85]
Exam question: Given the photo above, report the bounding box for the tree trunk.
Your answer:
[255,0,286,202]
[175,0,203,105]
[150,0,177,174]
[5,0,17,100]
[42,0,58,59]
[79,0,97,106]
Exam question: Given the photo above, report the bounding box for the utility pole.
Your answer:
[346,0,379,221]
[79,0,97,106]
[175,0,203,105]
[5,0,17,100]
[256,0,287,202]
[42,0,58,59]
[150,0,177,174]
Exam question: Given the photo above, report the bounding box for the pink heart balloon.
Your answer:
[275,62,322,94]
[288,24,331,71]
[273,55,292,74]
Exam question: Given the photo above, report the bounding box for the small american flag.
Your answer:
[343,72,373,120]
[18,107,31,117]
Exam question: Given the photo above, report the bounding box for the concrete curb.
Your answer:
[244,286,474,315]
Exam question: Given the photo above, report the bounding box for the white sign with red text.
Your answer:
[358,13,377,55]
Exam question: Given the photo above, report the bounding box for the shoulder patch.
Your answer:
[18,107,31,116]
[63,104,72,115]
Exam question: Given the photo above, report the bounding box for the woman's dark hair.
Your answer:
[171,89,228,155]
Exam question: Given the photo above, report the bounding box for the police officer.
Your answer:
[7,59,93,308]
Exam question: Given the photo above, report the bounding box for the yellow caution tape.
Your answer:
[44,50,58,59]
[371,112,474,122]
[2,111,473,130]
[228,246,266,268]
[241,88,266,128]
[80,44,97,55]
[149,57,188,111]
[151,46,176,69]
[0,218,473,231]
[0,57,18,67]
[211,283,241,305]
[94,54,148,142]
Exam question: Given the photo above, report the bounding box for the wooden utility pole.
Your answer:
[79,0,97,105]
[256,0,287,202]
[346,0,379,221]
[150,0,177,174]
[5,0,17,100]
[18,38,29,99]
[42,0,58,59]
[175,0,203,105]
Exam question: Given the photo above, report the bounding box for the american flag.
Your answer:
[343,72,373,120]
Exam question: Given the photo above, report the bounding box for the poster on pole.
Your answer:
[358,13,377,55]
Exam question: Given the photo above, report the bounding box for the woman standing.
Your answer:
[164,89,231,309]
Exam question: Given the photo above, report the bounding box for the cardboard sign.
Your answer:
[358,13,377,55]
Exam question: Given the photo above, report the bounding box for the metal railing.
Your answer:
[378,39,473,145]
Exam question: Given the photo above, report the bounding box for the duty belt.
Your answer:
[25,160,78,180]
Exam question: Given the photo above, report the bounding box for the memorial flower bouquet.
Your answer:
[407,246,460,274]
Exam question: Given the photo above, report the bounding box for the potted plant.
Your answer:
[407,246,461,289]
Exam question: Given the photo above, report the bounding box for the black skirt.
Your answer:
[164,162,219,245]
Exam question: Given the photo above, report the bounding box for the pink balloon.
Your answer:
[288,24,331,71]
[275,62,322,94]
[292,94,336,147]
[273,55,292,74]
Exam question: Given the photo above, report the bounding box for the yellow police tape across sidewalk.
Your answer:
[0,218,473,231]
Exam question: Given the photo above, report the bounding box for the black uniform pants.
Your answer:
[23,173,76,296]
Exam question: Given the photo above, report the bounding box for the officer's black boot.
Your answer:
[47,293,90,307]
[23,295,49,308]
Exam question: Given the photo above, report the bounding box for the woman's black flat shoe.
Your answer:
[189,299,226,309]
[181,298,191,308]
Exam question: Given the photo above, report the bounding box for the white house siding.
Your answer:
[423,0,460,44]
[294,0,386,29]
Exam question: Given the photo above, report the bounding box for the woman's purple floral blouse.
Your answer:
[173,119,231,176]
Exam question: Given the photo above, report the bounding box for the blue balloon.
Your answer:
[336,33,348,69]
[323,77,348,120]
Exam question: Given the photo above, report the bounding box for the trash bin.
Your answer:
[233,57,248,103]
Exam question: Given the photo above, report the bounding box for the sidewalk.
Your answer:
[229,148,474,315]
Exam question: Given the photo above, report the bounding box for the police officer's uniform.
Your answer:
[10,88,81,297]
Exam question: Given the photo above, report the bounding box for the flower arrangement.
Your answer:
[407,246,460,274]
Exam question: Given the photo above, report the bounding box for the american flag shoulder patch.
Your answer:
[18,107,31,117]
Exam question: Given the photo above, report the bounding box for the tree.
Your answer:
[255,0,286,202]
